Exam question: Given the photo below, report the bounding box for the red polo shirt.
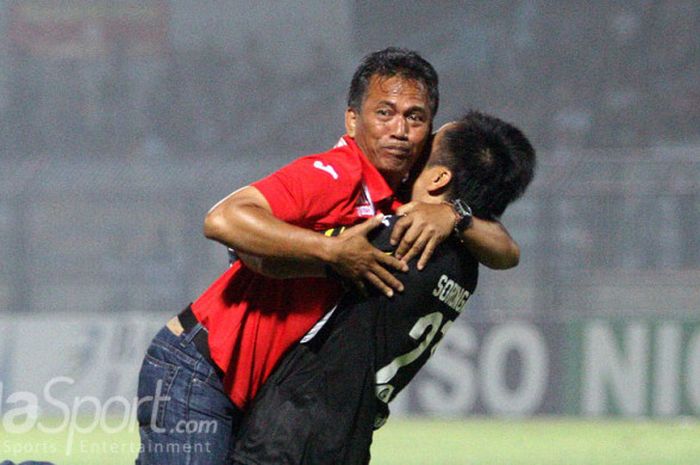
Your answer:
[191,136,401,409]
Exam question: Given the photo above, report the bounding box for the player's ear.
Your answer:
[345,107,357,138]
[427,166,452,194]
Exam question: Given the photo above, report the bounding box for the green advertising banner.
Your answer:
[0,316,697,418]
[565,319,700,417]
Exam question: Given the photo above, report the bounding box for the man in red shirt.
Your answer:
[135,48,518,465]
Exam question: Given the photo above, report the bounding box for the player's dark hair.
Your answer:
[347,47,439,117]
[434,111,536,219]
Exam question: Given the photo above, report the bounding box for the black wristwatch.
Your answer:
[449,198,473,235]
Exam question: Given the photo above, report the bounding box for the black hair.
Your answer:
[347,47,439,117]
[433,111,536,219]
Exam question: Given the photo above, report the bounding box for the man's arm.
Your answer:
[461,217,519,269]
[204,186,407,297]
[390,201,519,270]
[233,196,518,282]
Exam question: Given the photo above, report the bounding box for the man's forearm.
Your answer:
[237,251,326,279]
[205,199,333,264]
[461,217,519,269]
[204,186,406,296]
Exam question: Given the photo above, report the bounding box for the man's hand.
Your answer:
[391,201,454,270]
[327,214,408,298]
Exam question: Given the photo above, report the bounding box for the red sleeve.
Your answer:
[251,155,356,226]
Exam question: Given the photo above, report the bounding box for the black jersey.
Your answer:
[232,215,478,465]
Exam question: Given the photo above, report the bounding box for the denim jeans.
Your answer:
[135,323,242,465]
[0,462,55,465]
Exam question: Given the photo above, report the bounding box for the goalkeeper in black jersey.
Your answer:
[231,111,537,465]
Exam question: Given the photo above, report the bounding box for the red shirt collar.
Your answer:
[342,135,395,206]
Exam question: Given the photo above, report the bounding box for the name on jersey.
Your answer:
[432,274,471,313]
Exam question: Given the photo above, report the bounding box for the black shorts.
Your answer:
[231,302,378,465]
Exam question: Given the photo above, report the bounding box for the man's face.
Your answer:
[346,74,432,189]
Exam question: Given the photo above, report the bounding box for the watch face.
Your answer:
[452,199,473,233]
[452,199,471,218]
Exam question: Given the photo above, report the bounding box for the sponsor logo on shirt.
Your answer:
[354,186,375,217]
[355,205,375,217]
[313,160,339,180]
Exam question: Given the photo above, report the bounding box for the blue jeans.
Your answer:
[0,462,55,465]
[135,323,242,465]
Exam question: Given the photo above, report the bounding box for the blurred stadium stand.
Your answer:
[0,0,697,319]
[0,0,698,421]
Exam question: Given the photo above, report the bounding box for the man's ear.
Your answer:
[345,108,357,137]
[426,165,452,194]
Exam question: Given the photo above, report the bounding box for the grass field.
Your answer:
[2,417,699,465]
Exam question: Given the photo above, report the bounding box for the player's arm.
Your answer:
[204,186,407,297]
[390,201,519,270]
